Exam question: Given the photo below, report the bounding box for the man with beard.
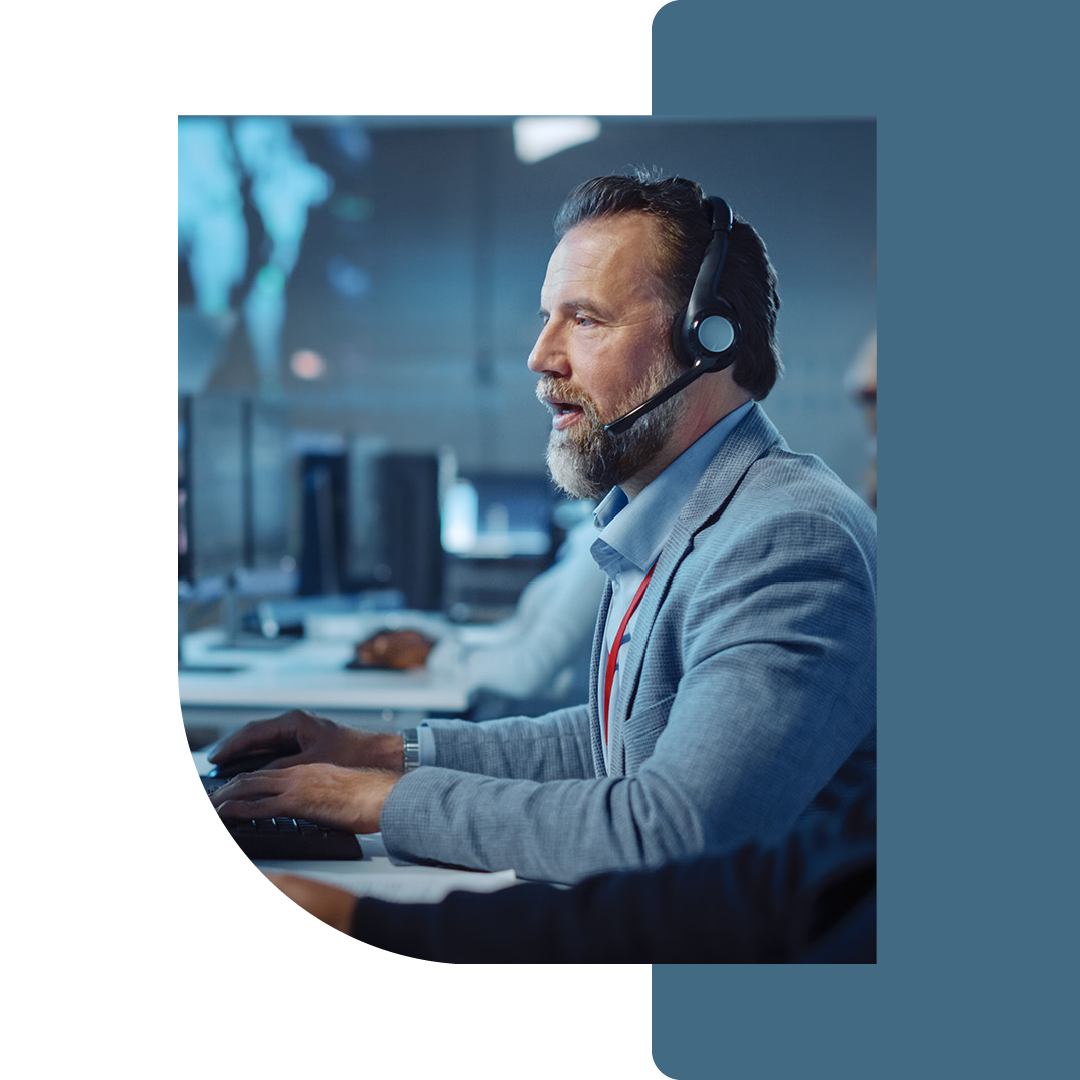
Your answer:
[210,172,877,886]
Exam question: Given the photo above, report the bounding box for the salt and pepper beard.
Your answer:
[537,352,689,501]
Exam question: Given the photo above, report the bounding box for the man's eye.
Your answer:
[575,314,594,327]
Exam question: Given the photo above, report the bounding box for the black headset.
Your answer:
[674,195,741,367]
[605,195,741,435]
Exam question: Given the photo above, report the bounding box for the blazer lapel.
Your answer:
[608,404,785,767]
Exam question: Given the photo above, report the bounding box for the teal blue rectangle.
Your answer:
[651,1,1073,1077]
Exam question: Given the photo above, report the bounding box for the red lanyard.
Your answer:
[603,561,657,743]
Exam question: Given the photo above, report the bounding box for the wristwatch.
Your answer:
[402,728,421,773]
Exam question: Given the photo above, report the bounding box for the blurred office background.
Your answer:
[178,115,875,633]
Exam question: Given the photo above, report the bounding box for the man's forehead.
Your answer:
[541,213,665,301]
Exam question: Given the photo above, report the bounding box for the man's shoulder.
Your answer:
[668,415,876,592]
[688,405,874,531]
[721,450,875,556]
[670,443,877,611]
[741,442,872,518]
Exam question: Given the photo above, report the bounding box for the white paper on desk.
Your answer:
[291,862,519,904]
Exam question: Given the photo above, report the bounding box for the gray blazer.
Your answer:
[380,405,877,884]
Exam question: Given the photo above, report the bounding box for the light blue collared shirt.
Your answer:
[592,401,753,771]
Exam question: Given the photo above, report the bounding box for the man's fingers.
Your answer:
[209,725,285,763]
[209,770,287,807]
[212,770,292,820]
[209,711,307,762]
[211,767,322,824]
[215,795,288,819]
[210,762,383,833]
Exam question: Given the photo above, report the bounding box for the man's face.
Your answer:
[528,213,685,499]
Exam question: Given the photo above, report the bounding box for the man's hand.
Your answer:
[356,629,435,670]
[266,873,358,936]
[211,763,399,834]
[209,709,405,774]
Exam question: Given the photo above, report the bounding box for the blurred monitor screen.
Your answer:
[346,436,386,587]
[345,442,444,609]
[248,400,293,570]
[442,474,555,558]
[182,394,246,584]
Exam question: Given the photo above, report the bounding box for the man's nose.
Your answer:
[527,321,570,377]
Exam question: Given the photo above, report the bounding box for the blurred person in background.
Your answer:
[355,513,606,717]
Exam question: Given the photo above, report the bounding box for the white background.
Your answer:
[4,2,666,1078]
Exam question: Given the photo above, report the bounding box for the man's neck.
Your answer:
[622,391,752,499]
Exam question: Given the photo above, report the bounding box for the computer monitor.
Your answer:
[180,393,296,584]
[345,442,444,610]
[345,436,388,591]
[245,399,294,573]
[181,393,247,587]
[441,472,557,559]
[376,452,444,611]
[298,451,349,596]
[179,398,190,582]
[179,393,248,668]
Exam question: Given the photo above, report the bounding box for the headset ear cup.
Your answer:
[672,306,739,369]
[679,301,740,371]
[696,312,736,355]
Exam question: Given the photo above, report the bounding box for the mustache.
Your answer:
[534,379,598,416]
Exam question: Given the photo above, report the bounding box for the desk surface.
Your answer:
[179,628,471,713]
[192,750,518,903]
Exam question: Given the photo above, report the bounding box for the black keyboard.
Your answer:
[202,775,363,861]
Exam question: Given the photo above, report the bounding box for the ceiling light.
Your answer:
[513,117,601,164]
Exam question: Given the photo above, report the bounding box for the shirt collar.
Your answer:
[591,400,754,575]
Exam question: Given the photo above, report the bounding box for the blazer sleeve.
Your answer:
[379,505,876,884]
[417,704,596,783]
